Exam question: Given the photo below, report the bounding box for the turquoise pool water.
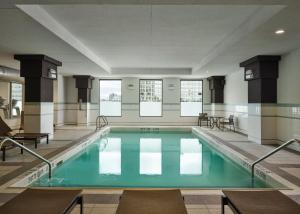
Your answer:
[32,131,279,188]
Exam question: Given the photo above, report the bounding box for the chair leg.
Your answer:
[2,149,5,161]
[221,196,227,214]
[79,196,83,214]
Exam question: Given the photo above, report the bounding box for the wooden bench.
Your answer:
[116,189,187,214]
[0,189,83,214]
[222,190,300,214]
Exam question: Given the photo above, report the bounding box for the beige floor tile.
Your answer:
[208,208,234,214]
[93,204,118,208]
[187,208,210,214]
[206,204,221,209]
[90,207,117,214]
[186,204,207,209]
[281,168,300,179]
[70,207,93,214]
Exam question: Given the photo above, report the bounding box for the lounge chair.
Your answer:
[0,188,83,214]
[0,116,49,161]
[220,115,235,131]
[198,113,211,127]
[0,117,24,161]
[0,141,24,161]
[222,190,300,214]
[116,189,187,214]
[19,110,24,132]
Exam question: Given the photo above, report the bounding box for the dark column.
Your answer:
[14,55,62,102]
[73,75,94,102]
[14,54,62,138]
[207,76,225,103]
[240,55,281,103]
[240,55,281,145]
[73,75,94,125]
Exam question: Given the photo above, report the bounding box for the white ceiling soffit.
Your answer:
[111,68,192,75]
[28,5,275,71]
[16,4,111,74]
[192,5,284,74]
[0,0,294,7]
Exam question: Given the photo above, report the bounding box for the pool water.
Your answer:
[32,131,278,188]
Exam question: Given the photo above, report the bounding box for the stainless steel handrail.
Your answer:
[96,115,108,130]
[0,137,52,179]
[251,139,299,180]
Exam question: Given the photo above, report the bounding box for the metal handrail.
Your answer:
[0,137,52,179]
[96,115,108,130]
[251,139,299,180]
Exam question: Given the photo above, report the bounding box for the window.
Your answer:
[100,80,122,116]
[140,80,162,116]
[140,138,162,175]
[180,80,203,116]
[180,138,202,175]
[99,138,121,175]
[10,83,23,117]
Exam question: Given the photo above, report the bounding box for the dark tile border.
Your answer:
[202,130,300,188]
[0,130,96,186]
[1,193,299,205]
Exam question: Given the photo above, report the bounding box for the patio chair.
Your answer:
[19,110,24,132]
[0,140,24,161]
[0,117,24,161]
[116,189,187,214]
[198,113,211,127]
[220,115,235,131]
[222,190,300,214]
[0,188,83,214]
[0,116,49,150]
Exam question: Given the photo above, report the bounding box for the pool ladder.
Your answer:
[0,137,52,179]
[251,138,300,181]
[96,115,108,130]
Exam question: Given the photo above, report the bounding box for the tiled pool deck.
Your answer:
[0,125,300,214]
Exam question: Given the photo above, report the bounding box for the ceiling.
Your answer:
[0,0,300,77]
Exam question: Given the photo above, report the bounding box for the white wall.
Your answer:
[53,74,66,126]
[100,77,208,125]
[277,48,300,148]
[210,70,249,134]
[220,48,300,148]
[0,55,23,130]
[52,48,300,148]
[224,70,248,105]
[57,76,209,126]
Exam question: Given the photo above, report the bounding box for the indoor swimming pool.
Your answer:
[32,130,281,188]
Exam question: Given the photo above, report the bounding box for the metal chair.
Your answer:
[220,115,235,131]
[198,113,211,127]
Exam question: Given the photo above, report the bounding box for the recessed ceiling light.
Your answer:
[275,29,285,35]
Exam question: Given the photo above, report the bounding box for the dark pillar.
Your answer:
[240,55,281,103]
[207,76,225,103]
[240,55,281,145]
[14,54,62,138]
[73,75,94,102]
[73,75,94,125]
[14,55,62,102]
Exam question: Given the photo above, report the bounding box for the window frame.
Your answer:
[180,79,203,117]
[99,79,122,117]
[139,79,163,117]
[10,81,23,118]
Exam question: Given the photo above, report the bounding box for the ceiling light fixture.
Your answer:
[275,29,285,35]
